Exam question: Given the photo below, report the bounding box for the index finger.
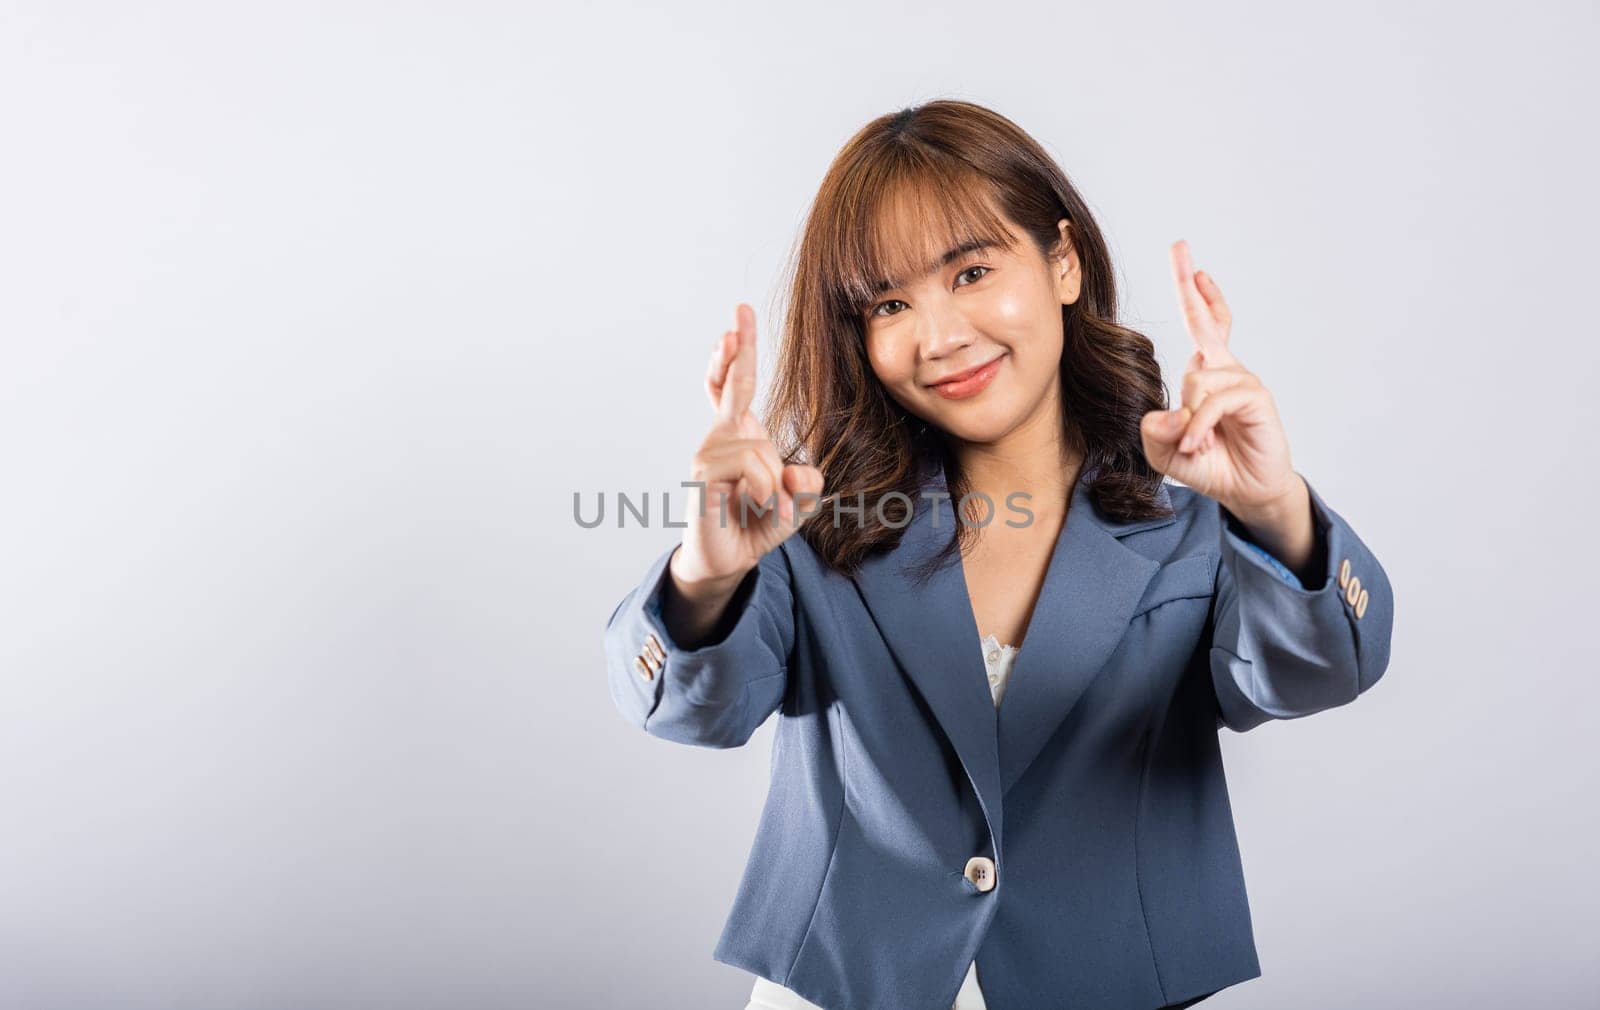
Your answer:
[706,328,736,412]
[717,303,758,425]
[1169,240,1226,360]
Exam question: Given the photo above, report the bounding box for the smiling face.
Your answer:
[858,207,1081,448]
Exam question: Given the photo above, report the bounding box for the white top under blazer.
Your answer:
[744,633,1019,1010]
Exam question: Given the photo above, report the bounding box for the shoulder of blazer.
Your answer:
[1151,478,1233,556]
[1158,477,1217,524]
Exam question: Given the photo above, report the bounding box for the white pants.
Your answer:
[745,959,987,1010]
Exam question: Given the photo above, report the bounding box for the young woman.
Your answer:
[603,101,1393,1010]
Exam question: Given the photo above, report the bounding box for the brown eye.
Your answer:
[868,265,989,320]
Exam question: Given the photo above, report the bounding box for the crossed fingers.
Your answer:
[1169,238,1235,366]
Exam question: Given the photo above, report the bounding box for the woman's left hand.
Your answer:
[1139,240,1303,518]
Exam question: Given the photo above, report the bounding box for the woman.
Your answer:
[603,101,1393,1010]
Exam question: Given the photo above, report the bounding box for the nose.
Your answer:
[916,300,977,361]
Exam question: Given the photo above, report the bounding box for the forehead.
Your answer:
[851,179,1028,302]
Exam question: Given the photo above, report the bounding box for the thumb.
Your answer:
[776,464,823,527]
[783,463,825,497]
[1143,406,1190,445]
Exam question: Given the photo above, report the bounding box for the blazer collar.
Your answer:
[850,457,1177,851]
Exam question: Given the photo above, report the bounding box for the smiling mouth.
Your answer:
[928,354,1005,400]
[927,353,1005,388]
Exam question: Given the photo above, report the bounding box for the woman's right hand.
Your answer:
[670,303,824,594]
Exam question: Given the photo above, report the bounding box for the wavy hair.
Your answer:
[764,100,1175,577]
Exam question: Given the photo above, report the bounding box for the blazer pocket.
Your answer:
[1132,553,1216,618]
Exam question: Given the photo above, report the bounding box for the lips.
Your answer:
[929,354,1005,388]
[928,353,1005,400]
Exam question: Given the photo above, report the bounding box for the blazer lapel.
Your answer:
[995,467,1178,795]
[851,484,1007,853]
[850,460,1184,846]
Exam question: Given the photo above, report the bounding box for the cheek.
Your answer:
[986,277,1057,329]
[865,333,914,386]
[991,289,1034,325]
[983,277,1062,342]
[983,287,1063,385]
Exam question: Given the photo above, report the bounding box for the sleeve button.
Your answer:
[1345,575,1362,607]
[633,656,655,681]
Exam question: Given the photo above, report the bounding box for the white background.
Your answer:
[2,2,1595,1007]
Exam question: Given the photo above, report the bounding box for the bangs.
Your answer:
[831,163,1020,318]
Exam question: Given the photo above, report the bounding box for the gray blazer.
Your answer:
[603,460,1394,1010]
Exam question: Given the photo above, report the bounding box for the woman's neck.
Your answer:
[949,430,1080,526]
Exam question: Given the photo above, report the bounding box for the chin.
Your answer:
[929,405,1023,445]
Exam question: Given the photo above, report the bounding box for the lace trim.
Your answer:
[979,632,1019,660]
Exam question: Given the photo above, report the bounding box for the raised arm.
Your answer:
[602,302,821,749]
[1207,475,1394,732]
[1138,240,1395,732]
[604,541,797,748]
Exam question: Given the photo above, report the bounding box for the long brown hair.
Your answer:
[764,100,1174,577]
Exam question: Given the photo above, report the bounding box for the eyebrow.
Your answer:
[870,238,1002,296]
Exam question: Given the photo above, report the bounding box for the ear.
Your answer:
[1053,218,1081,306]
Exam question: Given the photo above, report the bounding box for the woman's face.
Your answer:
[862,215,1080,447]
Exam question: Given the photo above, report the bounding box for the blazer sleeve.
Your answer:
[1208,473,1395,733]
[603,542,795,749]
[1239,539,1308,589]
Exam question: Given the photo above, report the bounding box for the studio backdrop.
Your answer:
[1,3,1595,1009]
